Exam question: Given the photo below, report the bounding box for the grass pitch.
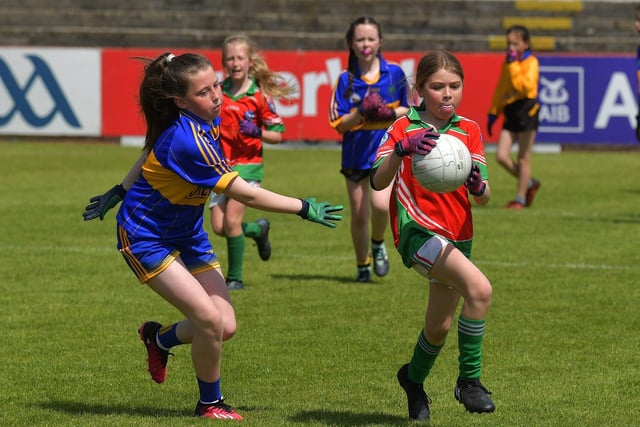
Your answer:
[1,140,639,426]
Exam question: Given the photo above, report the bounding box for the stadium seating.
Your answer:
[0,0,636,53]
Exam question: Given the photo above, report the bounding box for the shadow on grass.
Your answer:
[290,409,410,426]
[566,213,640,225]
[270,273,382,285]
[39,399,186,418]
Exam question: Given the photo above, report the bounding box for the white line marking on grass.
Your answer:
[477,260,639,271]
[1,245,114,254]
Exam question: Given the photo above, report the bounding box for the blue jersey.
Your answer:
[329,56,409,170]
[116,110,238,241]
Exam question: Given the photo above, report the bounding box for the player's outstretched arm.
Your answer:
[225,177,343,228]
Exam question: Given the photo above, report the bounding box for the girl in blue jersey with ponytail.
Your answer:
[84,52,342,421]
[329,16,410,283]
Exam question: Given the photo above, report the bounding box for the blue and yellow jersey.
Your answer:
[116,110,238,240]
[329,56,409,170]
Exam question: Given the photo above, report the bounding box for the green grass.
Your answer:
[1,140,639,426]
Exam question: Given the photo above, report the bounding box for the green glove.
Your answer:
[297,197,343,228]
[83,184,126,221]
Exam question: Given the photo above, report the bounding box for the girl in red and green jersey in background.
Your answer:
[371,50,495,422]
[210,33,296,290]
[329,16,410,283]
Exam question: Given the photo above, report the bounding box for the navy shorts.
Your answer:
[340,167,371,183]
[117,225,220,283]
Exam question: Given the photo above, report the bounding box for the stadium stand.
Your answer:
[0,0,636,53]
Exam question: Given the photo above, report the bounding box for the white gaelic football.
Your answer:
[411,133,472,193]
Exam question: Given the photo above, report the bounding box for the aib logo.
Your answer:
[538,66,583,133]
[0,54,80,127]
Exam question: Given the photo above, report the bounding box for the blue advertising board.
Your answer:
[538,55,637,145]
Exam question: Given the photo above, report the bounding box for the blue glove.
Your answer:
[83,184,126,221]
[239,120,262,138]
[297,197,343,228]
[394,126,439,157]
[465,164,486,196]
[487,114,497,137]
[506,49,518,64]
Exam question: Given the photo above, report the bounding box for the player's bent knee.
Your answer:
[469,279,492,308]
[192,307,225,337]
[222,319,237,341]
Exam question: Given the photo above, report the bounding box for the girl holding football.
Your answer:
[84,52,342,421]
[487,24,541,209]
[329,16,410,283]
[370,49,495,421]
[209,33,297,290]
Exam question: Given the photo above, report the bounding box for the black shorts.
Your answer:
[503,98,540,132]
[340,168,370,183]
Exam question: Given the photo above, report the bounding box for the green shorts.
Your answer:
[397,222,472,270]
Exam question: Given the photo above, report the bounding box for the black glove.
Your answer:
[487,114,497,137]
[83,184,126,221]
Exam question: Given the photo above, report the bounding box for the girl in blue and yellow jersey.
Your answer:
[488,25,541,210]
[83,52,342,421]
[329,16,410,283]
[209,33,297,291]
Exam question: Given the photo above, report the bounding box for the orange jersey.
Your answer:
[375,108,487,247]
[489,54,539,116]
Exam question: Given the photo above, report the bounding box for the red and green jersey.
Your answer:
[220,78,285,181]
[374,107,488,253]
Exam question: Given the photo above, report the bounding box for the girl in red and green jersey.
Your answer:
[209,33,296,290]
[329,16,410,283]
[371,50,495,421]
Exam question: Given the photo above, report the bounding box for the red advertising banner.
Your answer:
[101,49,504,142]
[2,48,635,143]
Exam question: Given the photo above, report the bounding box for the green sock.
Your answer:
[457,316,485,379]
[226,234,245,282]
[408,329,444,384]
[242,221,261,239]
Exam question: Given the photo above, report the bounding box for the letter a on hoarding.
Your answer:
[0,55,80,127]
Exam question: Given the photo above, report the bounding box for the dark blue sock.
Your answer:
[197,377,222,404]
[156,323,182,350]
